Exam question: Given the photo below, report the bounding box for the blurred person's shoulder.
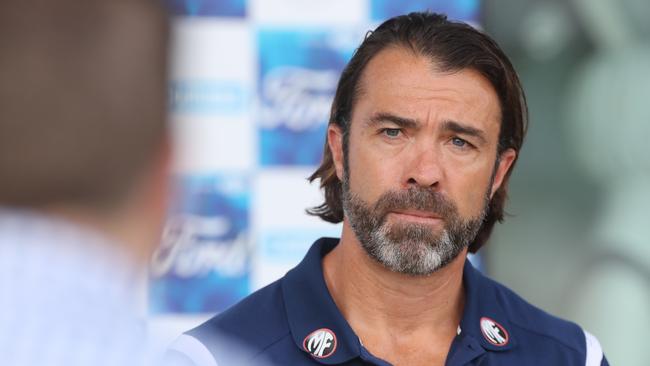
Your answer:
[0,208,157,365]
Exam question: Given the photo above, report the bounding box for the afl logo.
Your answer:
[480,317,509,346]
[303,328,337,358]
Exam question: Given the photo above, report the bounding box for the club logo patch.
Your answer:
[303,328,337,358]
[480,317,509,346]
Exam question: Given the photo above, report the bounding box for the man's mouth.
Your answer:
[388,209,444,225]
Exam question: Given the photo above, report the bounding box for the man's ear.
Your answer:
[490,148,517,198]
[327,124,345,180]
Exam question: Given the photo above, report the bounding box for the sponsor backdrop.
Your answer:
[150,0,481,341]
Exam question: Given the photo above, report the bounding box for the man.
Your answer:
[0,0,171,364]
[171,12,608,365]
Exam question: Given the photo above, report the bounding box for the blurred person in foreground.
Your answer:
[170,12,608,366]
[0,0,171,364]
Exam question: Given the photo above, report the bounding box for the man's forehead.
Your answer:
[352,47,502,133]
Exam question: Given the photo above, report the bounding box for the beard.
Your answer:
[341,178,490,276]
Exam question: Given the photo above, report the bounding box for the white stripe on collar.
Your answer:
[583,330,603,366]
[168,334,219,366]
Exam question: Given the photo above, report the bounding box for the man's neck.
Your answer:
[322,222,466,364]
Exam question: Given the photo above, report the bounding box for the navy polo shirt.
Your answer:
[170,238,608,366]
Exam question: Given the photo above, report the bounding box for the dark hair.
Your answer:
[307,12,528,253]
[0,0,169,211]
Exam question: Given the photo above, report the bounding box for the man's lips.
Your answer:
[388,210,443,223]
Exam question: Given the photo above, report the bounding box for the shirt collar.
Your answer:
[459,259,517,351]
[282,238,360,364]
[282,238,517,364]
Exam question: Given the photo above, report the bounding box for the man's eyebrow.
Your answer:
[441,120,487,144]
[366,112,419,129]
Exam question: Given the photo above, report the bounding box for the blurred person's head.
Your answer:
[308,12,527,274]
[0,0,171,260]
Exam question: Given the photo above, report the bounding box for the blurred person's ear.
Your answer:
[144,133,174,248]
[125,133,174,261]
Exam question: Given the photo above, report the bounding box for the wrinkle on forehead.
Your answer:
[352,46,502,138]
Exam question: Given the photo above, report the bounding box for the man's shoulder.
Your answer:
[168,238,336,366]
[486,275,581,346]
[192,278,290,345]
[172,278,292,365]
[483,274,605,364]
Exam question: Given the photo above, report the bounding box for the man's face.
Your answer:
[328,47,516,275]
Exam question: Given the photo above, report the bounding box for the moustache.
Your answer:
[371,187,458,222]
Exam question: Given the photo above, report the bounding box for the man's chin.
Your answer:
[363,237,460,276]
[382,221,448,243]
[377,250,447,276]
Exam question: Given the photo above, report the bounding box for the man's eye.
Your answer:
[451,137,468,147]
[382,128,401,138]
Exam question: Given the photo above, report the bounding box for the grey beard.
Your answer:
[341,180,488,276]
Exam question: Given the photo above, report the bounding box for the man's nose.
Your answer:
[405,144,443,189]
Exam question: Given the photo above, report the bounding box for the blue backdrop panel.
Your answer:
[166,0,247,17]
[150,174,251,313]
[258,29,356,166]
[371,0,480,22]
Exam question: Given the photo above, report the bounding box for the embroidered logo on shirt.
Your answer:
[303,328,337,358]
[480,317,509,346]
